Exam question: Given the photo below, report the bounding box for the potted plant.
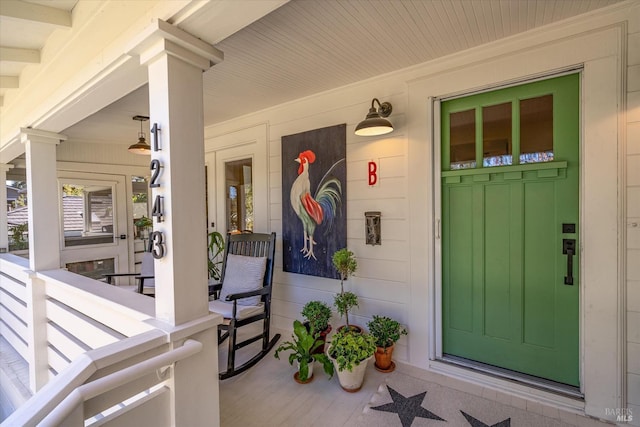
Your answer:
[326,328,376,392]
[332,248,359,331]
[274,320,334,384]
[367,315,407,373]
[134,216,152,241]
[207,231,225,282]
[301,300,332,353]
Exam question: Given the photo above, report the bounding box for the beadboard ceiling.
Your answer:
[1,0,624,145]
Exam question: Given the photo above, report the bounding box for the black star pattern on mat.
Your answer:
[461,410,511,427]
[371,386,445,427]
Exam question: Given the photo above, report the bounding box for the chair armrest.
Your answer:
[224,286,270,302]
[103,272,138,285]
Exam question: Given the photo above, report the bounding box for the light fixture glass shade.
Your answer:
[355,99,394,136]
[129,115,151,155]
[354,115,394,136]
[128,136,151,155]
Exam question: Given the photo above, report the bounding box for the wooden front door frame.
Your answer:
[406,23,625,421]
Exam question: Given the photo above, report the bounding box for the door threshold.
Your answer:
[440,355,583,399]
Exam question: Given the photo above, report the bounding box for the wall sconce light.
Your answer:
[355,98,393,136]
[128,115,151,155]
[365,211,381,245]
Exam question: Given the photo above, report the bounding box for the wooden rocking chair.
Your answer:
[208,232,280,379]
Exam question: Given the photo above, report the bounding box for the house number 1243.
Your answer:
[148,123,165,259]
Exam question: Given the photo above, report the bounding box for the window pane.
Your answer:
[132,176,150,240]
[6,180,29,252]
[450,109,476,169]
[520,95,554,164]
[482,102,512,167]
[66,258,115,281]
[225,159,253,233]
[63,184,114,247]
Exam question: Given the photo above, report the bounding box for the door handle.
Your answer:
[562,239,576,285]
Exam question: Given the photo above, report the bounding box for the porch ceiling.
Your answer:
[1,0,624,148]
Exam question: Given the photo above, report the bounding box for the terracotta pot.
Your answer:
[374,344,396,373]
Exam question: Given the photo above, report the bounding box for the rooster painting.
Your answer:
[282,124,346,278]
[290,150,343,260]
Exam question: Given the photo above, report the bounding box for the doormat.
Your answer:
[349,371,587,427]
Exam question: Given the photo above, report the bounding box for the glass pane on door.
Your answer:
[482,102,512,167]
[520,95,554,164]
[225,159,253,233]
[449,109,476,170]
[62,183,115,247]
[66,258,115,281]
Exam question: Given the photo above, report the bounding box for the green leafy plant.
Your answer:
[366,315,407,349]
[301,300,332,333]
[332,248,357,284]
[274,320,334,381]
[332,248,358,328]
[9,223,28,250]
[134,216,152,229]
[328,328,376,372]
[134,216,153,243]
[333,291,358,329]
[207,231,225,281]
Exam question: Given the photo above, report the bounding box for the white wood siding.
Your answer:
[625,15,640,425]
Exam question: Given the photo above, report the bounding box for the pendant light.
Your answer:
[128,115,151,155]
[354,98,393,136]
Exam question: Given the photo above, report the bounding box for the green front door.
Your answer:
[441,74,580,387]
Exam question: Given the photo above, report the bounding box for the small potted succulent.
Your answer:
[301,300,332,354]
[326,327,376,392]
[332,248,360,332]
[274,320,334,384]
[367,315,407,372]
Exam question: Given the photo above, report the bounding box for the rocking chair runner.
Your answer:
[208,232,280,379]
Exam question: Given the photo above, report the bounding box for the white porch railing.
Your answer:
[0,253,221,426]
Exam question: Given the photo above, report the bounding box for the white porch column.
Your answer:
[129,20,223,326]
[128,20,223,427]
[0,163,13,252]
[20,129,66,271]
[21,129,65,392]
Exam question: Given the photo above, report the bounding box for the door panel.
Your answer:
[441,74,580,386]
[58,173,129,278]
[205,140,268,237]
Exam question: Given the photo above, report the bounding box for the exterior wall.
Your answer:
[206,81,411,360]
[205,3,637,422]
[626,17,640,424]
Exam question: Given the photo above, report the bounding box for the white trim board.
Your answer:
[408,23,625,422]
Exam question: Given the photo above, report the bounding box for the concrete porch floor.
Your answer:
[217,326,612,427]
[1,327,613,426]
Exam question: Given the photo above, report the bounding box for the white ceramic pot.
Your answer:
[327,350,372,392]
[295,359,314,383]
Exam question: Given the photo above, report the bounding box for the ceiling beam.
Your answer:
[0,0,72,28]
[0,76,19,88]
[0,46,40,63]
